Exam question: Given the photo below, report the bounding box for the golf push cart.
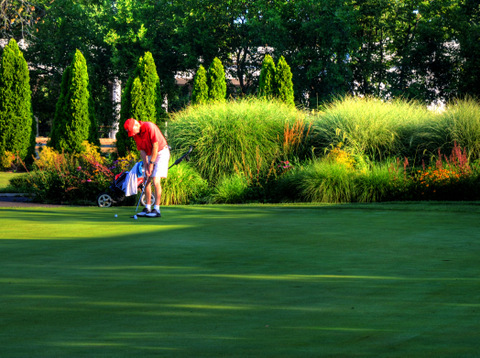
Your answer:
[96,146,193,208]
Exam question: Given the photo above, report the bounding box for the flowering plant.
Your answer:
[413,143,476,200]
[14,142,114,204]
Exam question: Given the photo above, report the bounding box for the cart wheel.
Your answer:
[141,192,155,206]
[97,193,113,208]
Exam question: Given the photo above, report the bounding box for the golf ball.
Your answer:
[114,214,118,218]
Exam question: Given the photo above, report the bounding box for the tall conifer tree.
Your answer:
[49,50,97,153]
[191,65,208,105]
[275,56,295,107]
[258,55,276,99]
[116,52,162,156]
[207,57,227,102]
[0,39,35,161]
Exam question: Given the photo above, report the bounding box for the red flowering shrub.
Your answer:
[11,142,114,204]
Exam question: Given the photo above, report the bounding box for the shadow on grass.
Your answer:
[1,204,480,357]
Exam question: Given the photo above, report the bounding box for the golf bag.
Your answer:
[97,146,193,208]
[97,161,151,208]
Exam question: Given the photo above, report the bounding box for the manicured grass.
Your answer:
[1,203,480,357]
[0,172,24,192]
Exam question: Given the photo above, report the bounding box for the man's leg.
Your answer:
[137,177,153,216]
[146,148,169,218]
[146,176,162,217]
[146,179,153,206]
[153,176,161,206]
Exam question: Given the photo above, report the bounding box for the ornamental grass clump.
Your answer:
[168,98,307,184]
[210,172,250,204]
[439,98,480,161]
[298,159,357,203]
[161,158,208,205]
[312,96,436,161]
[354,159,406,202]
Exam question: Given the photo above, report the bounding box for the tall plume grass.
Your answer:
[168,98,307,183]
[438,97,480,161]
[311,96,437,161]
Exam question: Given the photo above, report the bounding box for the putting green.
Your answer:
[1,203,479,357]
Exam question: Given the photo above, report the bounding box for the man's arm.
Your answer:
[150,142,159,163]
[145,141,159,177]
[140,150,148,177]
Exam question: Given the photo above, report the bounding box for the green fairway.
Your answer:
[1,203,479,357]
[0,172,23,192]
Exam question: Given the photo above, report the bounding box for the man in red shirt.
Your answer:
[124,118,170,218]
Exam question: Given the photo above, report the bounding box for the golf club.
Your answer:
[135,173,151,213]
[169,146,193,169]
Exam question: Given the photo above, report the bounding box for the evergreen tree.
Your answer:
[49,50,97,153]
[207,57,227,102]
[116,52,162,156]
[275,56,295,107]
[0,39,35,161]
[258,55,276,99]
[191,65,208,105]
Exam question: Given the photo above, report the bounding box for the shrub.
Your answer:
[34,146,66,171]
[0,151,16,170]
[12,143,113,204]
[108,152,140,175]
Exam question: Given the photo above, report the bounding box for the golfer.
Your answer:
[124,118,170,218]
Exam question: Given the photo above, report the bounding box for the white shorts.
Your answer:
[149,146,170,178]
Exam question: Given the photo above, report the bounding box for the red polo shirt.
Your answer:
[133,121,167,156]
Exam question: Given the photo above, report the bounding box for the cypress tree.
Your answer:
[49,50,97,153]
[116,52,162,157]
[258,55,276,99]
[207,57,227,102]
[138,52,161,125]
[275,56,295,107]
[116,77,135,157]
[0,39,35,161]
[191,65,208,105]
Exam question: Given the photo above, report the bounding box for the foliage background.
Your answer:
[0,0,478,134]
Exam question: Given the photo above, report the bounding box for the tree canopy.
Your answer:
[2,0,478,134]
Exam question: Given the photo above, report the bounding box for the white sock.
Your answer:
[154,205,160,212]
[145,204,151,211]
